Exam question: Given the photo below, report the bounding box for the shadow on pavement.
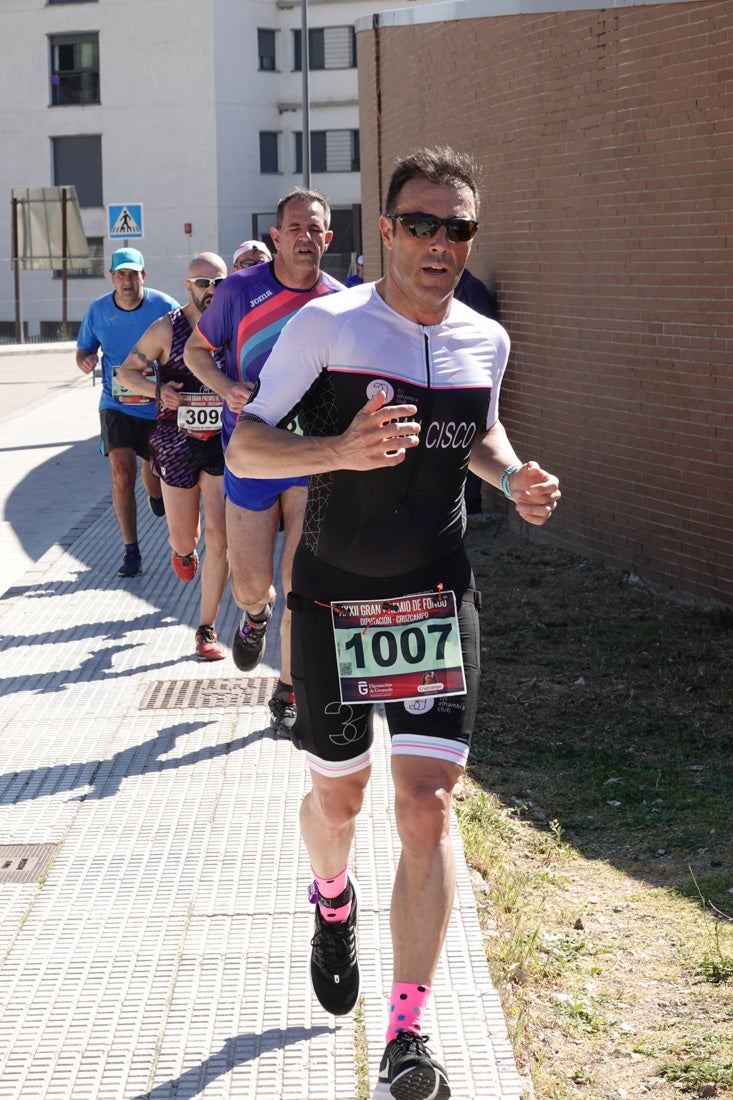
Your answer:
[130,1027,334,1100]
[0,720,274,805]
[3,434,105,567]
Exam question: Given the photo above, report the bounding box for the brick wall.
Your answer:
[357,1,732,604]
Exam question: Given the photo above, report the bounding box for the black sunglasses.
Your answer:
[388,212,478,243]
[189,277,225,288]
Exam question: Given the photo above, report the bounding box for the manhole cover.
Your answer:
[140,676,277,710]
[0,843,58,884]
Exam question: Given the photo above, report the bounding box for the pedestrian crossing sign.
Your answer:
[108,203,144,239]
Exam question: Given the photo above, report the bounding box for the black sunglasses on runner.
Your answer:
[388,212,479,243]
[188,277,225,288]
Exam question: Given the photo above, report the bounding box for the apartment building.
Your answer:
[0,0,424,340]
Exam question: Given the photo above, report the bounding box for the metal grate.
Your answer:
[139,676,277,711]
[0,843,58,884]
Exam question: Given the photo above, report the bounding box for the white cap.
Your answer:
[232,239,272,264]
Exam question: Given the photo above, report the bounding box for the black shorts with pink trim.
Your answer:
[148,422,224,489]
[288,543,481,777]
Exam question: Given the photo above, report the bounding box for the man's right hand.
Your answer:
[77,352,98,375]
[338,391,421,470]
[225,379,255,415]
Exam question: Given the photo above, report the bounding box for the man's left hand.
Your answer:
[509,462,561,526]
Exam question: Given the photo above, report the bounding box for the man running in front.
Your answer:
[225,147,561,1099]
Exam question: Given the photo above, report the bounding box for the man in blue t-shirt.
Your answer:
[76,248,179,578]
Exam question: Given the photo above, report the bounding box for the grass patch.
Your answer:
[459,520,733,1100]
[657,1031,733,1093]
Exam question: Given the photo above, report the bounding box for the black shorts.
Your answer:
[148,422,224,489]
[288,544,481,776]
[99,408,156,460]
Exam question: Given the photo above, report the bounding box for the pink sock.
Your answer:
[386,982,432,1043]
[312,867,353,923]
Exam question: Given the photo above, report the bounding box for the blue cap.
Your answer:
[111,247,144,272]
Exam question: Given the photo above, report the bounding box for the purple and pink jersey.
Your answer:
[195,263,343,450]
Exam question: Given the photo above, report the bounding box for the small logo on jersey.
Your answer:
[403,697,435,716]
[367,379,394,403]
[250,290,273,308]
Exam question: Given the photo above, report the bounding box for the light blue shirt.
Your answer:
[77,287,179,419]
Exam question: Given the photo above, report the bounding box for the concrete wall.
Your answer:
[357,0,733,604]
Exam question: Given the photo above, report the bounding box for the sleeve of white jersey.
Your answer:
[479,317,510,431]
[242,301,332,425]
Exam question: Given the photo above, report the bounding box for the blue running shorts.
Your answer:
[223,467,308,511]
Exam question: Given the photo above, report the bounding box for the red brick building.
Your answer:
[356,0,732,604]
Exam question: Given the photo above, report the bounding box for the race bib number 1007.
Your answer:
[331,589,466,703]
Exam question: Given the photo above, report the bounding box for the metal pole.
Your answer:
[11,197,23,344]
[301,0,310,186]
[61,186,69,330]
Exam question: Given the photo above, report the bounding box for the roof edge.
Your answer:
[357,0,709,33]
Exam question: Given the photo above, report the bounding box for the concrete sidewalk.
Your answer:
[0,343,103,595]
[0,366,525,1099]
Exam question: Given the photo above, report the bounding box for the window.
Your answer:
[52,235,104,279]
[258,29,276,71]
[293,26,355,72]
[295,130,359,174]
[52,135,103,207]
[259,131,279,174]
[50,33,99,106]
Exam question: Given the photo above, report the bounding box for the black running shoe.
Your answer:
[268,689,296,735]
[117,548,142,578]
[231,604,272,672]
[309,879,359,1016]
[147,494,166,517]
[378,1033,451,1100]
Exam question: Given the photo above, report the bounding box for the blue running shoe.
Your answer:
[117,548,142,578]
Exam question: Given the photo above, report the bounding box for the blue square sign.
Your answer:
[108,203,143,239]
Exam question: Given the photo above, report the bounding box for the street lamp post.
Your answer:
[301,0,310,186]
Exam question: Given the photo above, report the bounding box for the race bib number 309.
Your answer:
[177,392,223,437]
[331,589,466,703]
